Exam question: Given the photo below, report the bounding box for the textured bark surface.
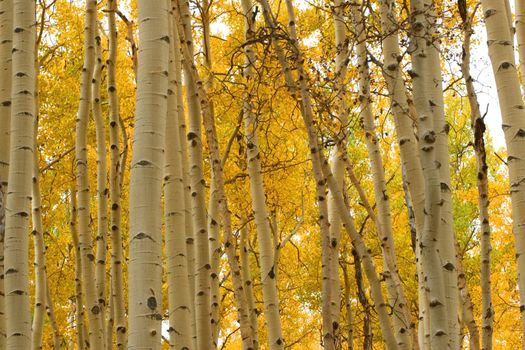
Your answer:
[128,1,169,348]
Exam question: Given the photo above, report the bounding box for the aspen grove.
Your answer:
[4,0,525,348]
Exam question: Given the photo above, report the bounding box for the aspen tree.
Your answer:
[410,0,450,347]
[481,0,525,341]
[378,0,429,346]
[175,1,213,346]
[516,0,525,89]
[199,1,221,340]
[0,0,12,346]
[74,0,105,347]
[350,2,412,347]
[460,3,493,347]
[341,261,353,350]
[169,2,197,342]
[4,0,36,347]
[92,23,108,334]
[240,224,260,347]
[176,4,258,346]
[327,0,350,342]
[31,77,46,350]
[45,283,61,350]
[164,8,193,348]
[106,0,127,347]
[70,191,87,350]
[128,0,169,348]
[257,0,398,347]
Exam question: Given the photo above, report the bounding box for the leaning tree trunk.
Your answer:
[128,0,169,348]
[256,0,398,347]
[240,224,260,346]
[106,0,127,348]
[350,2,413,348]
[0,0,12,347]
[459,3,492,348]
[4,0,36,348]
[481,0,525,341]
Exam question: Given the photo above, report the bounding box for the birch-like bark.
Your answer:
[341,262,353,350]
[516,0,525,91]
[410,0,450,347]
[352,249,372,350]
[460,4,493,348]
[0,1,12,344]
[106,0,127,347]
[31,102,46,350]
[70,191,86,350]
[128,0,169,348]
[4,0,36,347]
[74,0,105,347]
[240,224,260,347]
[165,8,193,349]
[350,3,412,348]
[256,0,398,347]
[92,24,108,336]
[327,0,350,342]
[175,1,213,346]
[481,0,525,341]
[45,283,61,350]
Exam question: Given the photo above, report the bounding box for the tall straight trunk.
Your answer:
[4,0,36,347]
[256,0,398,347]
[31,78,46,350]
[170,3,197,342]
[92,24,108,336]
[352,249,372,350]
[327,0,350,343]
[240,224,260,346]
[70,191,87,350]
[199,1,221,341]
[106,0,127,348]
[516,0,525,92]
[410,0,450,347]
[175,1,213,347]
[481,0,525,341]
[422,2,461,346]
[165,8,193,349]
[459,5,492,348]
[75,0,105,348]
[0,1,12,345]
[350,2,413,348]
[128,0,169,348]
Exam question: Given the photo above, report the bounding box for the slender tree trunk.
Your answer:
[256,0,398,347]
[4,0,36,347]
[45,282,61,350]
[327,1,350,344]
[70,190,86,350]
[175,1,213,347]
[31,85,46,350]
[481,0,525,342]
[106,0,127,348]
[165,8,193,348]
[128,0,169,348]
[92,23,108,337]
[240,224,260,347]
[459,5,493,348]
[352,249,372,350]
[0,1,12,345]
[350,3,413,348]
[341,261,353,350]
[75,0,105,347]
